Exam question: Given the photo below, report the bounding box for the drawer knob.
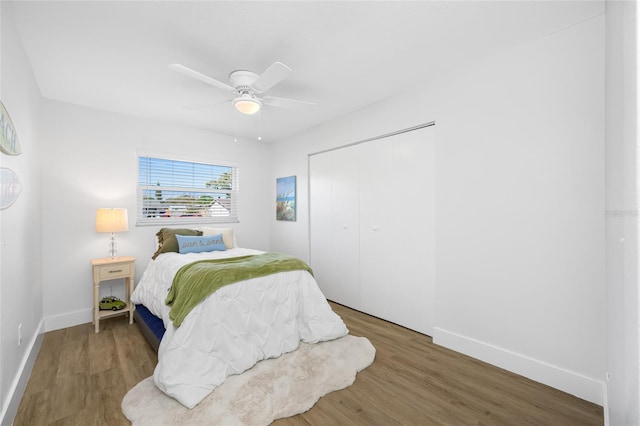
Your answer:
[109,269,123,273]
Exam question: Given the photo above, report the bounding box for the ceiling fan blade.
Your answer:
[263,96,316,109]
[253,62,292,92]
[169,64,235,93]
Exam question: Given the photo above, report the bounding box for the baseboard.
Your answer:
[43,307,92,332]
[0,319,44,426]
[433,327,605,406]
[602,380,610,426]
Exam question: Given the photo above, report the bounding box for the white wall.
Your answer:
[0,2,44,422]
[434,13,605,405]
[39,100,272,331]
[271,15,606,405]
[605,1,639,425]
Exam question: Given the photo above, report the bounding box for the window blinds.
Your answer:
[137,154,239,226]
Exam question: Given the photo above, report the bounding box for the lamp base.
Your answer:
[108,232,118,258]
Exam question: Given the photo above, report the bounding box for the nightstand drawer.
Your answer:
[97,263,132,280]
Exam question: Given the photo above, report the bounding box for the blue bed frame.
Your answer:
[133,304,165,353]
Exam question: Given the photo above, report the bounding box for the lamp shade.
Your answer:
[233,95,261,115]
[96,208,129,233]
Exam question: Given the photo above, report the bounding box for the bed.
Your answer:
[131,227,348,409]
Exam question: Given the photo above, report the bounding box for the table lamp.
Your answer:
[95,208,129,258]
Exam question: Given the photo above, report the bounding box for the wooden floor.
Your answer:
[15,303,603,425]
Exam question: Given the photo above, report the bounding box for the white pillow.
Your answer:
[200,227,236,249]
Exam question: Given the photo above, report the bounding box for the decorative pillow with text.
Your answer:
[175,233,226,254]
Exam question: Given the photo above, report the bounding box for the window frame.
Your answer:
[136,150,240,227]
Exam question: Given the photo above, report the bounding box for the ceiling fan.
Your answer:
[169,62,316,115]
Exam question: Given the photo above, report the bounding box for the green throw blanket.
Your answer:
[166,252,314,327]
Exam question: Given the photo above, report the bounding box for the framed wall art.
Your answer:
[276,176,296,221]
[0,101,22,156]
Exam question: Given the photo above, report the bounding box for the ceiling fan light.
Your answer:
[233,96,261,115]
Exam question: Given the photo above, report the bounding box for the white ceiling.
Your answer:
[8,1,604,143]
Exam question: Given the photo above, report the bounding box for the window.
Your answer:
[137,153,239,226]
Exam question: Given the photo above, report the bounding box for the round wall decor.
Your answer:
[0,168,22,209]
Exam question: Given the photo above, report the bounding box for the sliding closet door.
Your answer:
[392,126,436,334]
[309,145,360,308]
[358,137,394,316]
[359,126,435,334]
[310,125,435,334]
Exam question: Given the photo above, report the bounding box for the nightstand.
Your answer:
[91,256,136,333]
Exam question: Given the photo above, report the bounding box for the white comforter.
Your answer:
[131,248,348,408]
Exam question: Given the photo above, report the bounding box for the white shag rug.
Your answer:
[122,335,375,425]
